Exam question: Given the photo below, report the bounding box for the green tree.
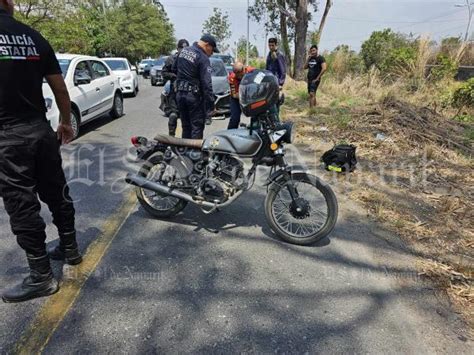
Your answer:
[234,36,258,62]
[13,0,175,62]
[14,0,64,27]
[202,7,232,53]
[249,0,319,79]
[360,28,414,74]
[106,0,175,61]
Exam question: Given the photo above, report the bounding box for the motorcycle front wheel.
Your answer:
[136,154,188,218]
[265,172,338,246]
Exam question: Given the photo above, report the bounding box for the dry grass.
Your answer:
[282,70,474,326]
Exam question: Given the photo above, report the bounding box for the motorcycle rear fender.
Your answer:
[136,143,166,160]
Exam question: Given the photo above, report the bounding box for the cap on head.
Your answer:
[200,34,219,53]
[177,39,189,49]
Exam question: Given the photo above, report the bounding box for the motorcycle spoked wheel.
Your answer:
[265,172,338,246]
[136,154,188,218]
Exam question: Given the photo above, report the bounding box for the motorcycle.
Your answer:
[127,71,338,245]
[160,80,231,119]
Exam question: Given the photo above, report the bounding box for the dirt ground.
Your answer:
[282,80,473,328]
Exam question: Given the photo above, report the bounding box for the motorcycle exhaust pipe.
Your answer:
[125,173,242,209]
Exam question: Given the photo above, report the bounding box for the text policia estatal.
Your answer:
[0,34,40,59]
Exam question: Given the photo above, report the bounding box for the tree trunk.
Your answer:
[293,0,309,80]
[316,0,332,44]
[278,0,292,75]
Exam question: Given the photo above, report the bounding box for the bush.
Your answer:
[431,54,459,81]
[249,58,266,69]
[360,29,414,75]
[326,45,364,80]
[452,78,474,111]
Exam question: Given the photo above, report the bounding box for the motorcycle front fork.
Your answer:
[272,157,300,202]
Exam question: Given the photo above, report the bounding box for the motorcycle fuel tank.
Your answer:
[202,128,263,157]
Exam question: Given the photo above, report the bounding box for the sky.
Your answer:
[160,0,470,56]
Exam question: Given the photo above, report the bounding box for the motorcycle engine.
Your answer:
[200,156,246,203]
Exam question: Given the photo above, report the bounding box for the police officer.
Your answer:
[0,0,81,303]
[162,38,189,136]
[174,34,218,139]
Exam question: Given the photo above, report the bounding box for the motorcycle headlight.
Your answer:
[151,69,156,75]
[45,97,53,111]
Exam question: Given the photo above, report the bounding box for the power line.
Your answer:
[394,8,465,31]
[329,16,463,24]
[160,0,247,9]
[322,23,466,44]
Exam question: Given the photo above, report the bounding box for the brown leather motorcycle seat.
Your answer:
[154,134,203,149]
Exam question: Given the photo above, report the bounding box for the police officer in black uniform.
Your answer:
[174,34,218,139]
[0,0,81,303]
[162,38,189,136]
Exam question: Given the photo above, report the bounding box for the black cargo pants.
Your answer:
[0,119,75,256]
[176,91,206,139]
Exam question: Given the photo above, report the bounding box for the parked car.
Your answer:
[212,54,234,73]
[43,53,124,140]
[210,57,230,95]
[103,57,139,97]
[150,56,168,86]
[209,57,230,117]
[138,58,155,78]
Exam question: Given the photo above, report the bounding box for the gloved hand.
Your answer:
[205,110,214,125]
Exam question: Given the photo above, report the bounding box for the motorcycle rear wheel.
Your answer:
[136,154,188,218]
[265,172,338,245]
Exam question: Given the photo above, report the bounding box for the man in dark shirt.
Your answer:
[304,45,327,108]
[265,37,286,119]
[174,34,217,139]
[161,38,189,136]
[0,0,81,303]
[266,37,286,88]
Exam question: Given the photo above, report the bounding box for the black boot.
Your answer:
[168,113,177,136]
[2,253,59,303]
[48,231,82,265]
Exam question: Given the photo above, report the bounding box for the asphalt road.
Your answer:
[0,77,471,354]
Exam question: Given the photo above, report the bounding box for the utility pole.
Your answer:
[264,11,268,59]
[246,0,250,65]
[102,0,110,56]
[455,1,473,42]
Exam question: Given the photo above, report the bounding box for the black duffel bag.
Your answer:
[321,144,357,173]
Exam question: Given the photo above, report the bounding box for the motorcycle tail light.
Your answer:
[250,100,267,110]
[131,136,147,147]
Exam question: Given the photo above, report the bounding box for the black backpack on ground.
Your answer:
[321,144,357,173]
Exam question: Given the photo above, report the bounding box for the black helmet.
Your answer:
[239,70,279,117]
